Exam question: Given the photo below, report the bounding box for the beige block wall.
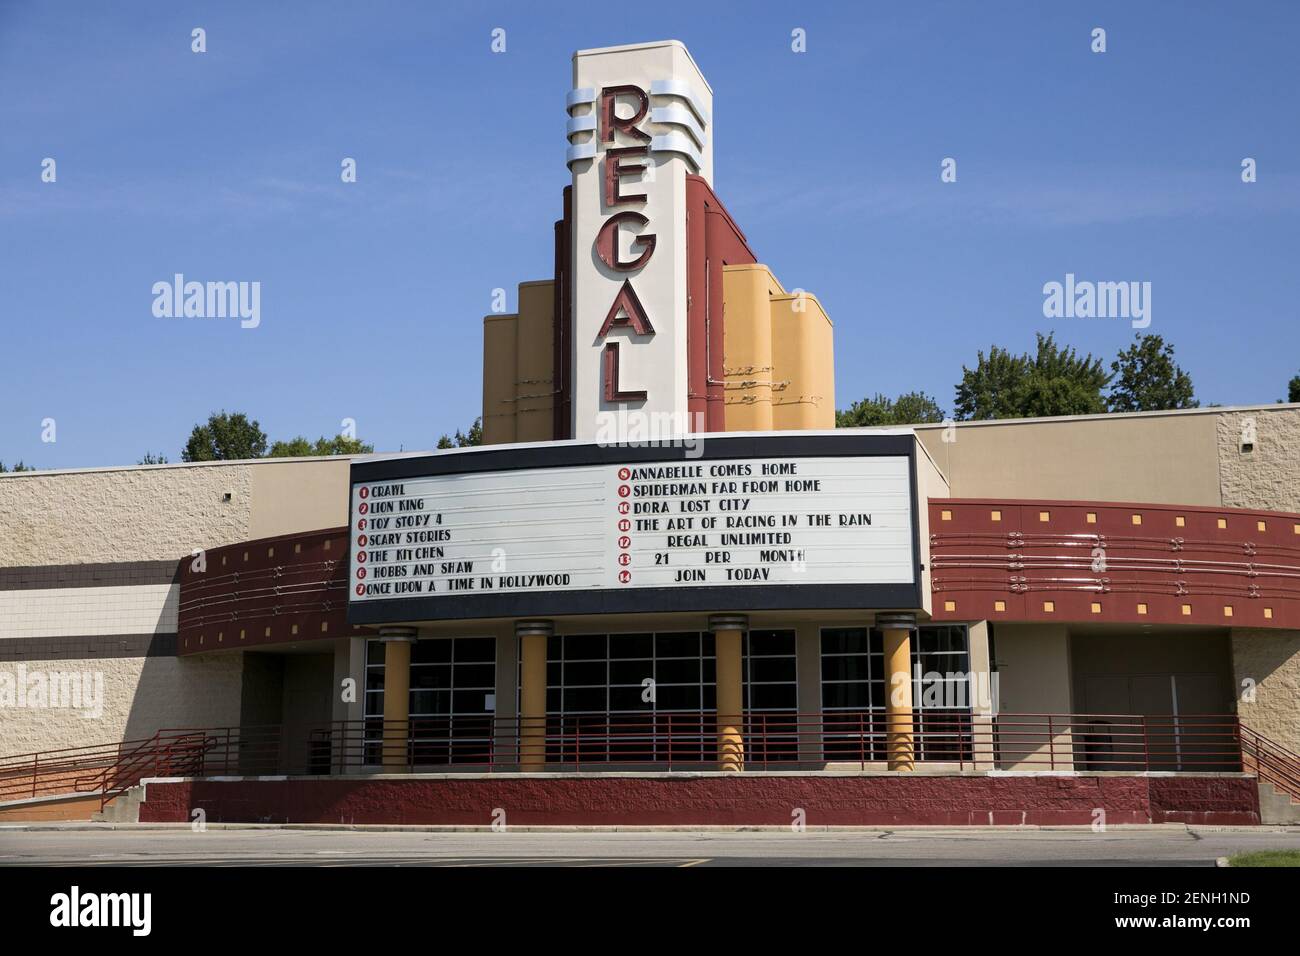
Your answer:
[1232,628,1300,753]
[0,463,254,565]
[0,652,244,757]
[1216,406,1300,512]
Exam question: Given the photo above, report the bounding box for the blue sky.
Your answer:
[2,0,1297,469]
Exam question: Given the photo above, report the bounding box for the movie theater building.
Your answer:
[2,41,1298,826]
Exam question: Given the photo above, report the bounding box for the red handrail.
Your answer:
[0,713,1294,806]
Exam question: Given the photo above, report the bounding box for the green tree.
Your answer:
[1288,373,1300,403]
[955,332,1110,420]
[1107,333,1198,412]
[437,417,483,449]
[836,391,945,427]
[181,411,269,462]
[268,435,375,457]
[0,460,36,472]
[138,452,169,465]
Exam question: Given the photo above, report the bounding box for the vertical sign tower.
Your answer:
[566,41,714,441]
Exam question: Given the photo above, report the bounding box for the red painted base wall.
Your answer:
[138,774,1261,827]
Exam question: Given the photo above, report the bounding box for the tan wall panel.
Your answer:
[248,458,350,539]
[722,265,774,431]
[993,622,1074,769]
[482,314,519,445]
[916,412,1221,505]
[515,280,555,443]
[771,293,834,429]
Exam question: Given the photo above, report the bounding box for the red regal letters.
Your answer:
[596,85,655,403]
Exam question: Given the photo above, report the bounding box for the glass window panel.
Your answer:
[412,640,452,664]
[655,658,701,684]
[749,684,798,710]
[820,655,872,682]
[454,663,496,690]
[748,657,796,684]
[366,640,384,665]
[454,638,496,663]
[365,669,385,691]
[822,682,872,710]
[452,689,494,715]
[564,660,607,686]
[610,660,654,686]
[655,632,701,658]
[564,634,607,660]
[657,685,701,711]
[609,633,654,658]
[563,687,606,713]
[410,689,452,716]
[409,665,451,690]
[610,686,652,711]
[747,629,796,656]
[821,628,871,655]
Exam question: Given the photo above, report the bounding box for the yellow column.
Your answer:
[879,613,916,771]
[711,614,747,772]
[517,620,552,772]
[380,627,417,770]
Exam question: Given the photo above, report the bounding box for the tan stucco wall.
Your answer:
[248,458,350,539]
[0,463,253,565]
[0,652,244,757]
[916,410,1223,505]
[992,622,1074,769]
[1216,406,1300,512]
[1232,628,1300,753]
[771,292,834,430]
[481,280,556,445]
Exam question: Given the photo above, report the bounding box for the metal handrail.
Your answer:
[1,712,1290,805]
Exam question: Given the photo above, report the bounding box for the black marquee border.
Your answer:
[347,433,923,624]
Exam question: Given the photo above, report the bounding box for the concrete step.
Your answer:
[1257,781,1300,825]
[91,785,143,823]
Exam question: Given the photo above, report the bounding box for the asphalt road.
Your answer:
[2,825,1299,866]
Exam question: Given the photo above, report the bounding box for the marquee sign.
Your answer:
[347,433,922,624]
